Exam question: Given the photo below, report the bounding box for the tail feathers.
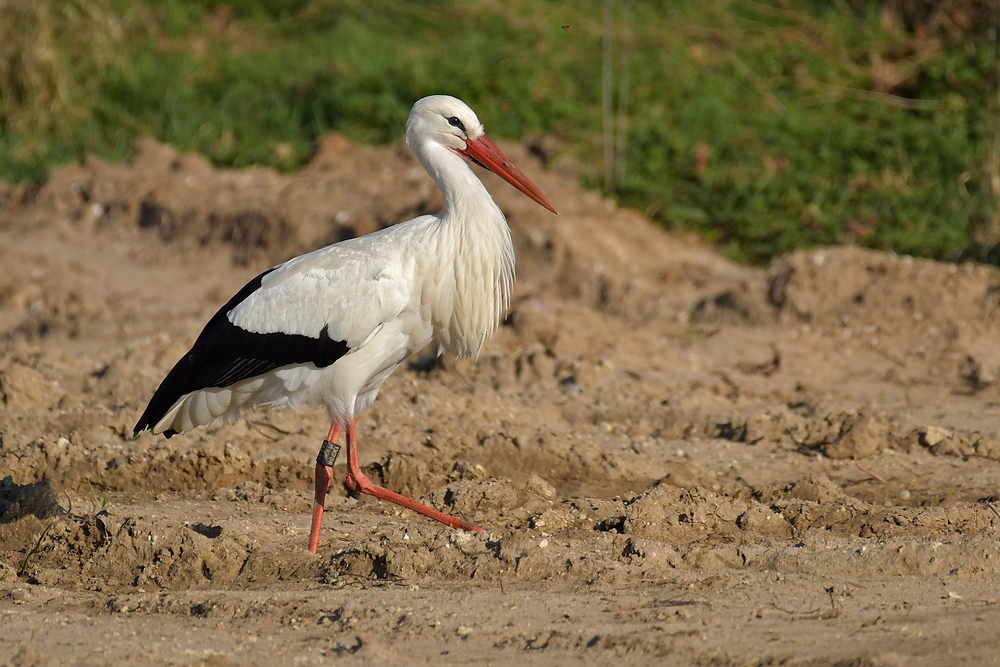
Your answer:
[138,380,264,437]
[133,268,276,439]
[132,266,349,439]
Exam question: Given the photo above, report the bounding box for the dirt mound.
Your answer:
[3,136,1000,665]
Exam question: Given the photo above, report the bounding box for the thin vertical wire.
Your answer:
[989,0,1000,245]
[602,0,614,192]
[615,0,631,189]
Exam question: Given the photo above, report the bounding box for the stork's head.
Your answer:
[406,95,485,151]
[406,95,558,214]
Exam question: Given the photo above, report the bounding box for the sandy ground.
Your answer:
[3,134,1000,665]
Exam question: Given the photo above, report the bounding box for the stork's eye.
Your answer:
[447,116,466,132]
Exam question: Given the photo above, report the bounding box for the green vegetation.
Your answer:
[1,0,996,263]
[86,478,112,513]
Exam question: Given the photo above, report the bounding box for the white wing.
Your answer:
[227,228,418,348]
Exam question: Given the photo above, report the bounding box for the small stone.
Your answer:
[921,426,951,447]
[525,474,556,499]
[456,625,472,638]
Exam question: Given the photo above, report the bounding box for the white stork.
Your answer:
[133,95,558,553]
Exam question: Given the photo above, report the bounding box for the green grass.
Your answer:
[1,0,996,263]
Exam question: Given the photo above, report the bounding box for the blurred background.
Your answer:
[1,0,997,264]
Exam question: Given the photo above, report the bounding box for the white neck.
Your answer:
[415,141,516,358]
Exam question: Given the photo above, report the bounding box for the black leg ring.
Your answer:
[317,439,341,467]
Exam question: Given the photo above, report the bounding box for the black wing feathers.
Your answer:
[133,268,349,437]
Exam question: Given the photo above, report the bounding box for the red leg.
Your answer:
[342,416,481,532]
[308,421,342,554]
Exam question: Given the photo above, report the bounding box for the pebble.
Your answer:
[921,426,951,447]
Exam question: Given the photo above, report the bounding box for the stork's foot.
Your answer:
[345,469,481,532]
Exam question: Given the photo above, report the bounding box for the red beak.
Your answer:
[459,136,558,214]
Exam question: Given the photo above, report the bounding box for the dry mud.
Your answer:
[3,136,1000,665]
